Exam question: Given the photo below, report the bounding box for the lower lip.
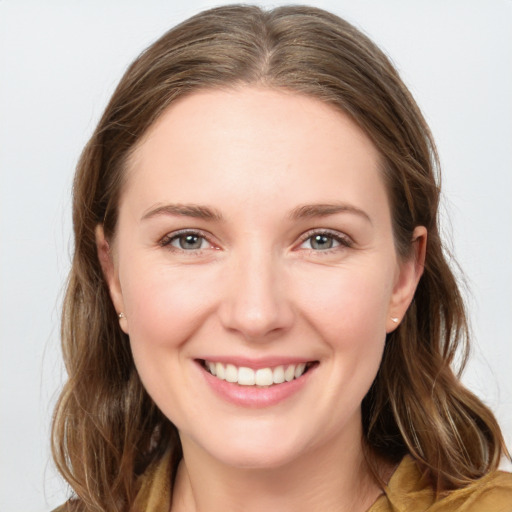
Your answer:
[197,362,316,408]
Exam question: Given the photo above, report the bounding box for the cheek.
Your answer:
[292,263,392,404]
[121,261,220,350]
[279,265,392,439]
[119,262,221,422]
[293,263,393,345]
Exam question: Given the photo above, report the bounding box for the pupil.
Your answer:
[312,234,333,250]
[180,234,202,249]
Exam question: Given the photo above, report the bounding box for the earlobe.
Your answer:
[386,226,427,333]
[95,225,128,333]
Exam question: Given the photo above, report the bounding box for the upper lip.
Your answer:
[196,356,317,370]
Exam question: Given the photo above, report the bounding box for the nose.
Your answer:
[218,248,295,342]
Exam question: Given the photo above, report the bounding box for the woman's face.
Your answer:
[99,87,424,469]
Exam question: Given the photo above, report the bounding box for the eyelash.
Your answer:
[297,229,353,254]
[159,229,353,254]
[159,229,215,253]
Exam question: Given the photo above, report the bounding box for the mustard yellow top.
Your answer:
[131,452,512,512]
[369,456,512,512]
[54,452,512,511]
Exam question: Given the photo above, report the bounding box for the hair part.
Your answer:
[52,4,507,510]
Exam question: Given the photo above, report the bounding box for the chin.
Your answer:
[182,420,312,471]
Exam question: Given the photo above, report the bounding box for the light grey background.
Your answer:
[1,1,511,510]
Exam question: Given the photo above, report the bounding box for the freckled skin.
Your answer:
[98,87,425,510]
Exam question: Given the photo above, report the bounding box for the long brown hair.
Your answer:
[52,4,508,510]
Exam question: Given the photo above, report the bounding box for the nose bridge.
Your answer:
[219,241,294,340]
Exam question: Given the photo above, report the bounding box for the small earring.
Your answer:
[118,312,125,319]
[391,317,399,323]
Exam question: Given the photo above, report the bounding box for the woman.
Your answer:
[52,4,512,511]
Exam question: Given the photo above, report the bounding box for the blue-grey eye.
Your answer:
[311,234,335,250]
[171,233,207,250]
[301,233,342,250]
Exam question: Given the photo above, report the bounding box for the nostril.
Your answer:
[219,298,295,342]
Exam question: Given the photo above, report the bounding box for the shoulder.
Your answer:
[50,451,173,512]
[434,469,512,512]
[371,456,512,512]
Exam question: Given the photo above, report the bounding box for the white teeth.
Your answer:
[273,365,285,384]
[215,362,225,380]
[294,363,306,379]
[225,364,238,383]
[255,368,273,386]
[204,361,311,386]
[238,367,255,386]
[284,365,295,382]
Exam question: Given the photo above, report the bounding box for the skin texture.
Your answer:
[97,87,426,511]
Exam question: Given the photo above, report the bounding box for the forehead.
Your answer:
[122,87,388,221]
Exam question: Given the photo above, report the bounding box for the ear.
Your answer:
[386,226,427,333]
[95,225,129,333]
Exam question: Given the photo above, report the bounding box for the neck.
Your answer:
[171,428,385,512]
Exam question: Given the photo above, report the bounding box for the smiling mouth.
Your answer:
[200,360,317,387]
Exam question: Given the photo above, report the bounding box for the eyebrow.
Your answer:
[141,203,224,222]
[290,203,372,224]
[141,202,371,224]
